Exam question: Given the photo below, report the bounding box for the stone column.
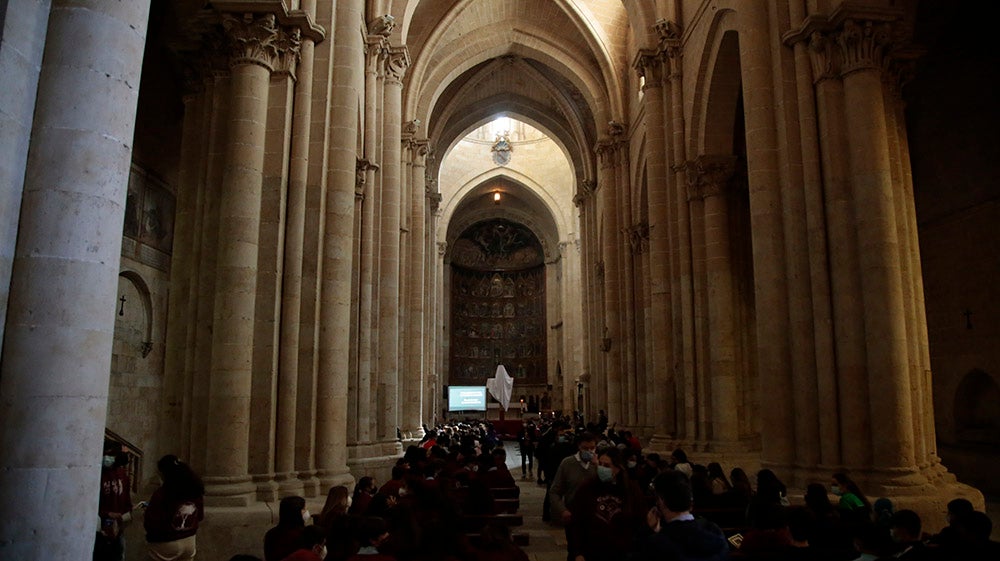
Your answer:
[837,18,916,475]
[403,138,429,436]
[190,71,231,469]
[662,32,699,442]
[276,20,315,495]
[203,12,278,505]
[688,155,740,446]
[354,33,385,446]
[806,30,870,468]
[377,45,409,443]
[316,0,365,488]
[161,78,207,464]
[785,0,840,468]
[634,48,674,443]
[0,0,150,556]
[739,2,794,467]
[0,1,50,357]
[597,138,622,424]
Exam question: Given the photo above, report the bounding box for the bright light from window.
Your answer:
[490,117,512,138]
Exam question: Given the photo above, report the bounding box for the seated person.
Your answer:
[345,516,395,561]
[635,471,729,561]
[887,510,933,560]
[280,526,327,561]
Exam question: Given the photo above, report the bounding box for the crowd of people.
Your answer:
[95,416,999,561]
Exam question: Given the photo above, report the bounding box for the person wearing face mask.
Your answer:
[549,432,599,561]
[264,496,308,561]
[350,477,377,516]
[566,448,646,561]
[279,525,328,561]
[94,441,134,561]
[831,473,871,527]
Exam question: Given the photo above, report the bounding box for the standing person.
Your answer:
[144,455,204,560]
[566,448,646,561]
[517,420,537,481]
[95,441,134,561]
[264,496,308,561]
[549,432,598,560]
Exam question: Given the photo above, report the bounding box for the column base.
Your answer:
[348,440,404,484]
[251,472,279,502]
[297,471,321,498]
[275,471,305,497]
[203,475,257,507]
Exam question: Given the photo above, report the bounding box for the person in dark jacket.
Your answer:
[264,496,308,561]
[566,447,646,561]
[143,455,204,561]
[636,470,729,561]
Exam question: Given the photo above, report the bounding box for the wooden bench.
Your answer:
[461,512,524,532]
[492,498,520,513]
[467,531,530,547]
[489,486,521,500]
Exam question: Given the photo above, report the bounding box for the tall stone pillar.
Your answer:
[355,32,386,446]
[316,0,365,488]
[634,49,674,443]
[805,30,870,468]
[377,45,409,443]
[0,0,150,556]
[403,138,429,436]
[739,2,794,468]
[597,137,622,424]
[0,1,50,357]
[203,12,279,505]
[277,14,317,496]
[688,156,740,446]
[837,18,917,476]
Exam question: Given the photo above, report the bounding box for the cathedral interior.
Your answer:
[1,0,998,558]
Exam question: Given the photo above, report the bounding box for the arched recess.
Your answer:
[443,174,563,262]
[953,369,1000,444]
[686,6,760,441]
[690,10,741,156]
[118,270,154,358]
[432,98,585,186]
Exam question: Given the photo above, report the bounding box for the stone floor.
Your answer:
[502,443,567,561]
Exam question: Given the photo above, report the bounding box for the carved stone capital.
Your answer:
[411,139,430,166]
[356,158,372,198]
[836,18,894,76]
[273,27,302,77]
[807,31,840,84]
[633,49,665,86]
[222,13,280,71]
[437,241,447,257]
[685,155,737,200]
[427,190,442,213]
[385,46,410,84]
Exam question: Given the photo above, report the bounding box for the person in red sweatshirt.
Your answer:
[280,526,328,561]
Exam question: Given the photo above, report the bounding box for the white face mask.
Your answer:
[102,456,116,468]
[831,485,842,496]
[315,545,327,558]
[302,509,311,524]
[398,487,408,497]
[346,496,352,508]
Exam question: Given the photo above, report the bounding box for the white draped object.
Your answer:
[486,364,514,410]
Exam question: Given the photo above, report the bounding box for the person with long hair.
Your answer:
[317,486,350,530]
[264,496,308,561]
[350,477,377,516]
[831,473,871,525]
[566,447,646,561]
[143,455,204,560]
[706,462,732,496]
